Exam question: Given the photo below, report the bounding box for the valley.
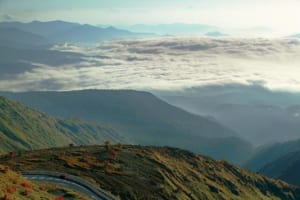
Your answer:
[0,90,253,164]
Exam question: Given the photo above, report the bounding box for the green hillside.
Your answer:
[0,96,126,153]
[1,90,254,164]
[1,145,300,200]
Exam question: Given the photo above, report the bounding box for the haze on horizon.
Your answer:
[1,0,300,93]
[1,0,300,35]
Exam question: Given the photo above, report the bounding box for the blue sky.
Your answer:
[1,0,300,33]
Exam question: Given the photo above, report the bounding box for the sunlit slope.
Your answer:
[0,96,126,153]
[1,145,299,200]
[1,90,253,163]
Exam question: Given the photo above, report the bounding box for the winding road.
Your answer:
[23,171,114,200]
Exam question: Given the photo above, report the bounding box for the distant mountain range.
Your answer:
[0,20,153,78]
[0,45,83,78]
[121,23,219,35]
[120,24,275,36]
[0,96,126,153]
[243,136,300,187]
[1,90,253,164]
[0,27,50,48]
[158,84,300,146]
[259,150,300,187]
[244,138,300,171]
[205,31,228,37]
[0,20,146,45]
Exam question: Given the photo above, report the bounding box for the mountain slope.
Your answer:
[0,20,79,38]
[158,84,300,145]
[259,150,300,187]
[1,145,299,200]
[0,27,50,48]
[51,24,136,43]
[0,46,83,78]
[244,138,300,171]
[1,90,253,163]
[0,96,126,153]
[0,164,88,199]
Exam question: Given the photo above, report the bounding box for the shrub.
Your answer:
[5,185,16,194]
[2,194,10,200]
[20,182,31,188]
[21,189,31,196]
[109,149,117,160]
[105,141,111,150]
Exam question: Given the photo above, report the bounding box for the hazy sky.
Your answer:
[0,0,300,34]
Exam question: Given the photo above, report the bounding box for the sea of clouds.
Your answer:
[1,37,300,92]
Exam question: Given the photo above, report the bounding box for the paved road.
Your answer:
[23,171,114,200]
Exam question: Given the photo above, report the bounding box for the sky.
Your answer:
[0,0,300,34]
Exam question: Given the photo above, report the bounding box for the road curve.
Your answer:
[23,171,114,200]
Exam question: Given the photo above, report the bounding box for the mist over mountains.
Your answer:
[1,20,300,156]
[1,21,300,149]
[0,90,253,164]
[2,0,300,197]
[120,23,219,35]
[157,84,300,145]
[120,23,274,36]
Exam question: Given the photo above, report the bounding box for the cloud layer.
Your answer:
[1,37,300,92]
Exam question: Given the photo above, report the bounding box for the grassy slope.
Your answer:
[1,145,300,200]
[1,90,254,164]
[0,164,87,200]
[0,96,126,153]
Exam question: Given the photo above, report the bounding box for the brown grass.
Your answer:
[1,145,300,200]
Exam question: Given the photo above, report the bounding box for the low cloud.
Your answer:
[1,37,300,92]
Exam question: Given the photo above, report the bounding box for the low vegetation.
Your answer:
[1,144,300,200]
[0,164,88,200]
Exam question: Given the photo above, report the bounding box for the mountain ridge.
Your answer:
[259,150,300,187]
[1,145,299,200]
[244,138,300,171]
[0,20,144,44]
[0,95,127,153]
[0,90,253,164]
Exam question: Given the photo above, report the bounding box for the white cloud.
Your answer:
[2,37,300,92]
